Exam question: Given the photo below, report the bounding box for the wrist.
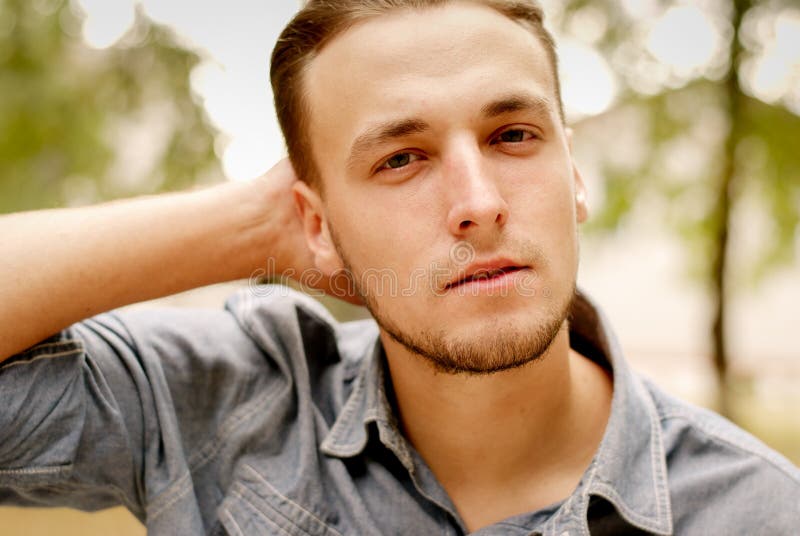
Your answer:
[189,177,277,282]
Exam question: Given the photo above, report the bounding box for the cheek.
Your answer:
[503,163,580,261]
[327,196,424,272]
[335,177,439,238]
[504,162,576,221]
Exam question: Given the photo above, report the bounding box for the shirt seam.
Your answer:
[0,346,85,369]
[320,372,367,455]
[1,327,144,520]
[639,373,672,532]
[5,475,144,520]
[221,507,245,536]
[659,410,800,484]
[145,374,289,522]
[0,464,71,476]
[99,313,191,523]
[230,487,294,536]
[583,375,673,534]
[146,471,194,521]
[242,463,345,536]
[185,377,289,471]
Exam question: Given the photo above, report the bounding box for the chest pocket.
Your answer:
[218,466,344,536]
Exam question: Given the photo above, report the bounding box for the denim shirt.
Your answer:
[1,285,798,535]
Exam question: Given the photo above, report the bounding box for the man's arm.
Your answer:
[0,159,303,362]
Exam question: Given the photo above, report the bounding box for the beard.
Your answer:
[329,228,576,376]
[372,295,572,375]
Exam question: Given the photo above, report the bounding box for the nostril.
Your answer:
[459,220,473,230]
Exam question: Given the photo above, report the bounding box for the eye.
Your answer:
[491,128,536,144]
[378,152,422,171]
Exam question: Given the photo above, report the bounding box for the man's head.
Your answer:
[271,0,563,188]
[271,0,588,375]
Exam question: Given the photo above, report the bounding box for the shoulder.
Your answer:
[223,284,378,365]
[641,378,800,531]
[107,284,376,368]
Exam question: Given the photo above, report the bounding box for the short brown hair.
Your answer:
[270,0,561,187]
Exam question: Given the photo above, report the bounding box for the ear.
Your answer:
[565,127,589,224]
[292,181,345,275]
[572,163,589,224]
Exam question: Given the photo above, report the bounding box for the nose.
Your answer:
[443,141,509,237]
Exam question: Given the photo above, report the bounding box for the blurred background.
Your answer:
[1,0,798,533]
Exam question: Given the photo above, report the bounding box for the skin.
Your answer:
[0,1,612,531]
[292,3,613,531]
[0,159,357,361]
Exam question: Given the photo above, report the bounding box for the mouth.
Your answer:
[444,264,527,290]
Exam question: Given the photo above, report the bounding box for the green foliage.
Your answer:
[0,0,221,214]
[740,97,800,281]
[565,1,800,286]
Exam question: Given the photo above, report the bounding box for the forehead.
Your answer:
[303,3,557,177]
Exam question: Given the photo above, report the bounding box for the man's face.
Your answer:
[299,2,588,373]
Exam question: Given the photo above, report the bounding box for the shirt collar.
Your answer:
[320,289,673,534]
[570,290,673,535]
[319,334,416,472]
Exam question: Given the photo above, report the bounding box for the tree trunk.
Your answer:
[711,0,748,419]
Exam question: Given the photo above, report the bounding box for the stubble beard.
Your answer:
[374,294,573,375]
[330,232,576,376]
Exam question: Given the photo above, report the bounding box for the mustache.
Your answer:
[323,229,548,298]
[427,237,548,290]
[437,237,546,271]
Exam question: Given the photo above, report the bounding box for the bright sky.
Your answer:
[75,0,800,181]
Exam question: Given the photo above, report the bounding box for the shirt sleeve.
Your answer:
[0,305,278,522]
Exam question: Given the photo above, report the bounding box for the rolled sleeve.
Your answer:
[0,305,275,523]
[0,316,148,517]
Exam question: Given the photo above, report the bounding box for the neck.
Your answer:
[381,323,612,521]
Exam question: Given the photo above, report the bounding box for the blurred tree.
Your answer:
[559,0,800,418]
[0,0,221,214]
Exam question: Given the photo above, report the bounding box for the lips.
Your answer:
[444,261,527,290]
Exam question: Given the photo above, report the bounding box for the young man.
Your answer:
[1,1,797,534]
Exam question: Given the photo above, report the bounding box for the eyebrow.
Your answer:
[480,93,554,119]
[347,118,430,171]
[346,92,554,170]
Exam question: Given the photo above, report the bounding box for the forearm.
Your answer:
[0,179,274,361]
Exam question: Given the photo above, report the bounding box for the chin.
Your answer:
[379,299,570,376]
